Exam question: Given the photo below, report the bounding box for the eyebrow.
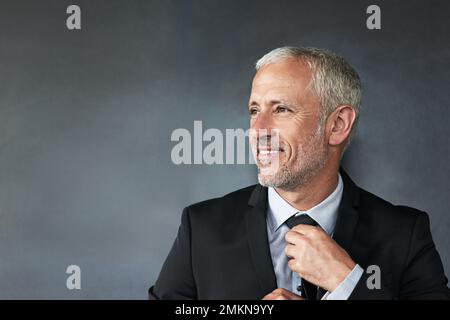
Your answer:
[248,99,296,108]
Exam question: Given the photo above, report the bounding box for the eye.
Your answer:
[275,105,291,113]
[249,107,259,116]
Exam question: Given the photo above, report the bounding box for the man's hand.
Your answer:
[262,288,305,300]
[285,224,356,292]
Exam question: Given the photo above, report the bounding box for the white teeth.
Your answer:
[259,150,279,155]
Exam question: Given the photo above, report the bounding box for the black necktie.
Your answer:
[285,214,319,300]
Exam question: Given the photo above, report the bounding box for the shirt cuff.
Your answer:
[321,264,364,300]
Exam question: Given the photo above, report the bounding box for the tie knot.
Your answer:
[285,214,318,229]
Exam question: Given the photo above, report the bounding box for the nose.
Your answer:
[250,111,279,143]
[251,111,272,131]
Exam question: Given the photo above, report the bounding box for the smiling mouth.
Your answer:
[257,147,284,162]
[258,149,281,155]
[255,134,284,161]
[257,145,284,153]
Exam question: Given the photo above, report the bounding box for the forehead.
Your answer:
[250,59,314,103]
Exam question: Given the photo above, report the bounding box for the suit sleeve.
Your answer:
[398,211,450,299]
[350,211,450,300]
[148,207,197,299]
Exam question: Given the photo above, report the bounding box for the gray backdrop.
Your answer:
[0,0,449,299]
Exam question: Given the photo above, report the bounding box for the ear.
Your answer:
[327,105,356,146]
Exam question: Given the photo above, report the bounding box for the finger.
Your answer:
[262,293,275,300]
[285,230,305,244]
[265,288,305,300]
[291,224,322,237]
[284,243,295,259]
[287,257,298,272]
[283,290,305,300]
[262,288,286,300]
[264,295,288,300]
[288,258,308,278]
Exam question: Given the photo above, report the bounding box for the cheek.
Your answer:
[281,124,317,154]
[281,134,303,159]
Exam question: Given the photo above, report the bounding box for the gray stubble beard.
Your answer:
[257,129,328,191]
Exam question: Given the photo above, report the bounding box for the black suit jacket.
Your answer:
[149,169,450,299]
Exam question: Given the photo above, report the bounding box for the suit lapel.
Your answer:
[333,168,361,253]
[317,168,361,299]
[245,184,278,296]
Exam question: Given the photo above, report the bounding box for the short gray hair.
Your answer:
[255,46,362,141]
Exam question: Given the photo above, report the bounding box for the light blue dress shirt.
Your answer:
[266,173,364,300]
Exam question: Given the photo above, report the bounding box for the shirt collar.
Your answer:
[267,173,344,235]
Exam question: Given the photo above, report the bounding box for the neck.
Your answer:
[275,164,339,211]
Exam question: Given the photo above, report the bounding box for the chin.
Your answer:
[257,163,307,190]
[257,170,284,188]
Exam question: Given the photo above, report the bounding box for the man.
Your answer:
[149,47,450,299]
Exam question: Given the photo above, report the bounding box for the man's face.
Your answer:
[248,58,329,190]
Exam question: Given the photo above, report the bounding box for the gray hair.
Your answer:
[255,46,362,142]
